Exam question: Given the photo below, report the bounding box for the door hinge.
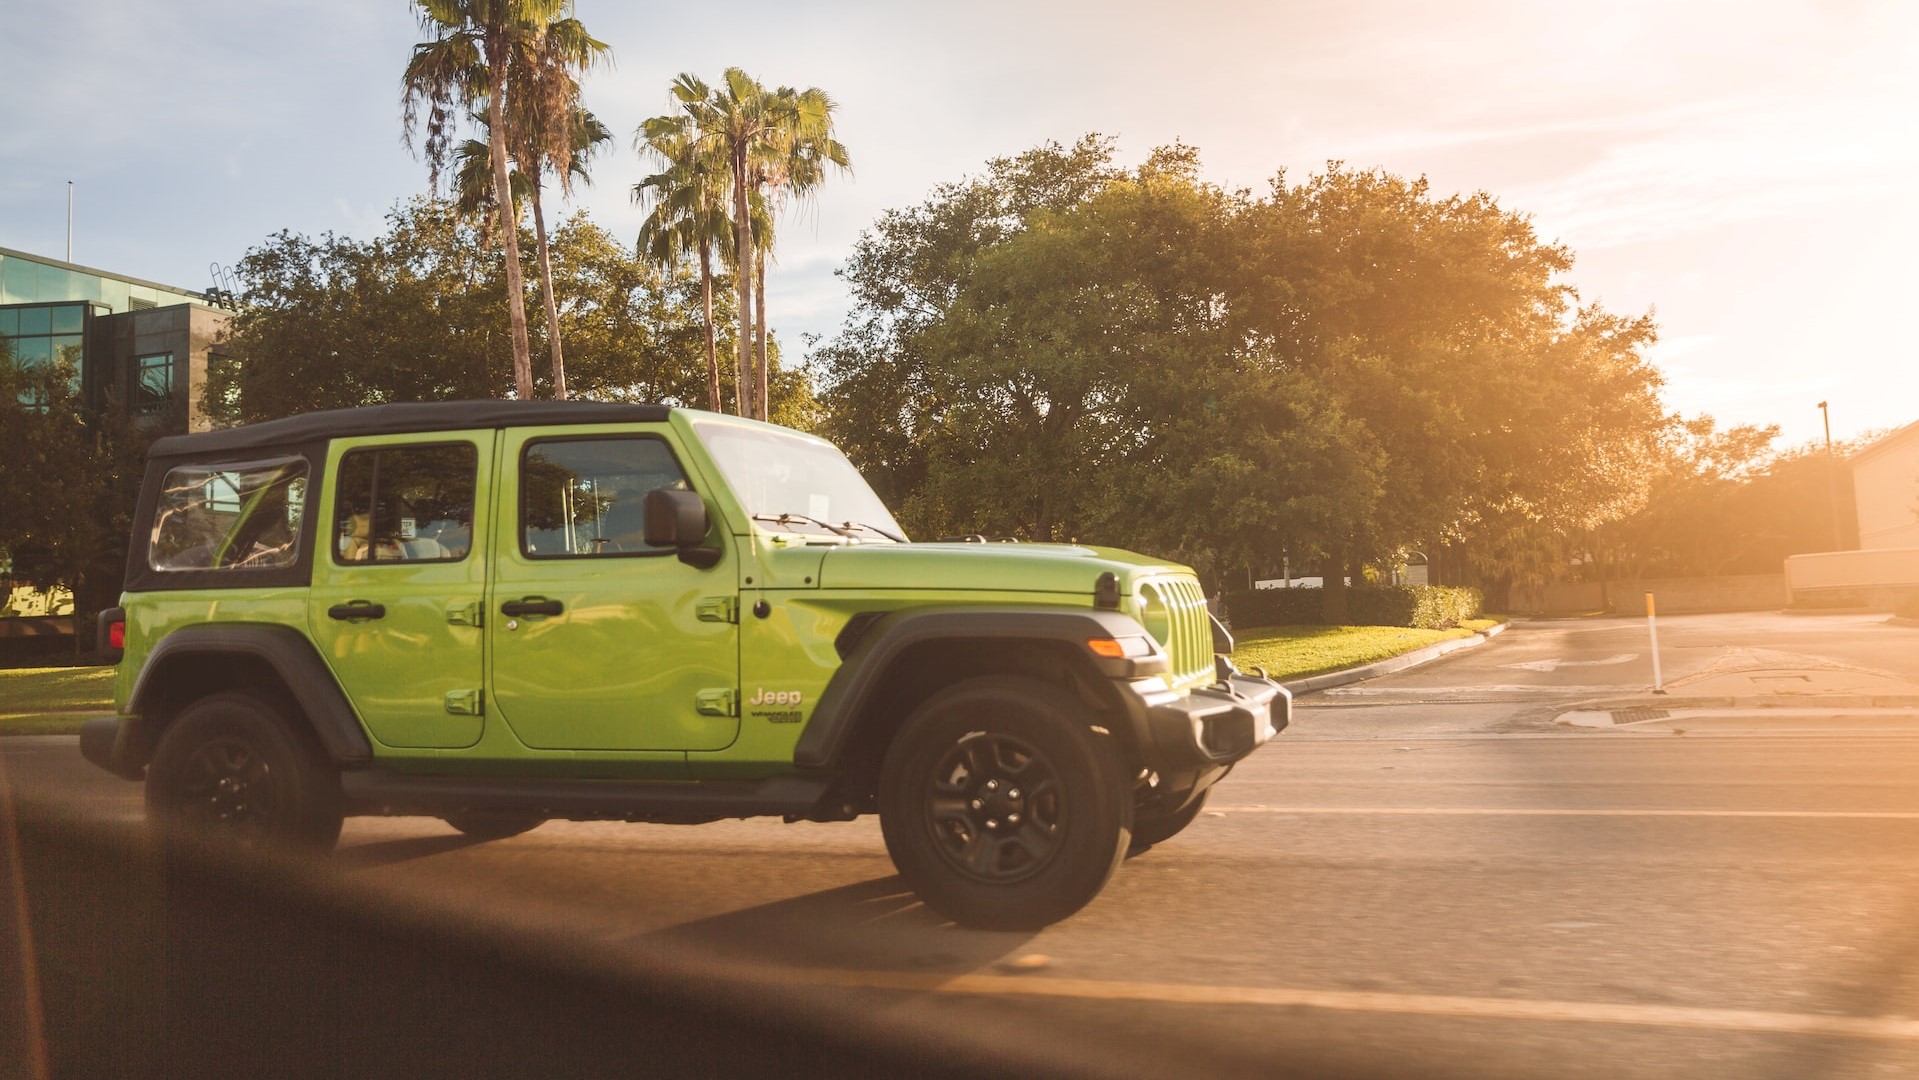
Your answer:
[444,600,483,627]
[695,688,738,717]
[443,689,484,716]
[696,596,739,624]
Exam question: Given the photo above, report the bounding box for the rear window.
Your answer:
[149,458,308,572]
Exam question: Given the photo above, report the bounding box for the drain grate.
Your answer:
[1611,707,1671,724]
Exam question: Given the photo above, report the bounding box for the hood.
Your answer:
[817,542,1194,596]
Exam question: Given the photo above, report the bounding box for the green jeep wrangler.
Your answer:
[81,402,1286,928]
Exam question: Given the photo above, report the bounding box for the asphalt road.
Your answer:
[8,611,1919,1079]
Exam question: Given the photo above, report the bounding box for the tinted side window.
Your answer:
[149,459,308,572]
[521,438,689,558]
[333,443,478,564]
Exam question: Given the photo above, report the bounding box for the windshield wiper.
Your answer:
[838,521,907,543]
[751,512,855,537]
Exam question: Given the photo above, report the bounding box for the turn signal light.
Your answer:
[108,621,126,650]
[1086,635,1152,659]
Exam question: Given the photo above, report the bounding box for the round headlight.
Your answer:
[1136,582,1173,646]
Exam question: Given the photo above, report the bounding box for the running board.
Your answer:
[339,771,849,824]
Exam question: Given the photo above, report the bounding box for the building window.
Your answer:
[136,352,174,411]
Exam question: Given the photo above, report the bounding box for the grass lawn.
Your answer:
[0,666,115,736]
[1229,621,1500,682]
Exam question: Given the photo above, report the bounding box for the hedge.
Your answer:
[1222,585,1484,630]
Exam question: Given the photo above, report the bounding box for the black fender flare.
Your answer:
[126,623,373,767]
[793,606,1161,770]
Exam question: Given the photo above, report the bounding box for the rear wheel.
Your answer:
[145,691,343,851]
[878,676,1131,930]
[442,811,546,840]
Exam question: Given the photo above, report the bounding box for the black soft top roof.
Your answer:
[149,401,673,459]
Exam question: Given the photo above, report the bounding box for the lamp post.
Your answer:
[1818,401,1842,551]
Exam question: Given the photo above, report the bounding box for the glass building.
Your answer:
[0,245,231,431]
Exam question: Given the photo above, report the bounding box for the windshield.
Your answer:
[691,420,906,541]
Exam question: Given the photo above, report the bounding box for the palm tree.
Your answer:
[635,116,730,412]
[451,102,611,400]
[501,17,609,400]
[747,85,850,422]
[402,0,562,401]
[662,69,795,421]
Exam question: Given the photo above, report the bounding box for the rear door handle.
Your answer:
[500,598,564,617]
[328,602,386,621]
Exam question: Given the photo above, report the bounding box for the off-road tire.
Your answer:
[442,812,546,840]
[1127,789,1209,857]
[878,676,1131,930]
[145,690,343,851]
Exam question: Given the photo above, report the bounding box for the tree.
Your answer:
[820,138,1669,606]
[635,108,735,412]
[661,69,845,421]
[499,14,610,400]
[819,139,1373,579]
[1238,164,1665,613]
[454,99,614,401]
[0,351,158,657]
[747,84,850,423]
[403,0,565,400]
[207,199,716,425]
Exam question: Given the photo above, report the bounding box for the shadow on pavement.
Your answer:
[646,874,1041,975]
[334,832,484,869]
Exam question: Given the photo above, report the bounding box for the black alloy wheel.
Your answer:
[926,731,1065,883]
[879,676,1131,930]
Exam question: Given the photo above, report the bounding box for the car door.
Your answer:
[486,426,740,752]
[307,433,492,749]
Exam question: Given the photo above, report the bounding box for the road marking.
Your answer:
[1318,685,1628,696]
[1503,654,1638,672]
[1208,806,1919,819]
[789,969,1919,1042]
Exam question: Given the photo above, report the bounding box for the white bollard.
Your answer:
[1645,591,1665,694]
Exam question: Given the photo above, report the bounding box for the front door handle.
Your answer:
[328,602,386,621]
[500,598,564,617]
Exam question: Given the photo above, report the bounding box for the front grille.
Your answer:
[1145,576,1214,689]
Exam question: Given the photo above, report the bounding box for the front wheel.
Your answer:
[145,691,343,851]
[878,677,1131,930]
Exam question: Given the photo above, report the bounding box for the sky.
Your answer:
[2,0,1913,448]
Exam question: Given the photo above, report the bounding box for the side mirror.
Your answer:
[643,489,720,568]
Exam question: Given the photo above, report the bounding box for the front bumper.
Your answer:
[1118,662,1289,771]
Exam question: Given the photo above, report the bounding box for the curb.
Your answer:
[1890,617,1919,628]
[1280,621,1511,696]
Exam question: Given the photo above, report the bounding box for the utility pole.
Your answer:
[1818,400,1842,551]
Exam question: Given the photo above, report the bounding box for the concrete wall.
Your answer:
[1511,574,1789,616]
[1785,547,1919,610]
[1852,423,1919,551]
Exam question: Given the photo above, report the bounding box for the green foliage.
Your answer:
[1220,589,1324,629]
[1228,624,1479,681]
[1224,585,1482,629]
[1348,585,1483,629]
[1602,421,1863,577]
[818,138,1668,593]
[206,200,809,425]
[0,348,161,642]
